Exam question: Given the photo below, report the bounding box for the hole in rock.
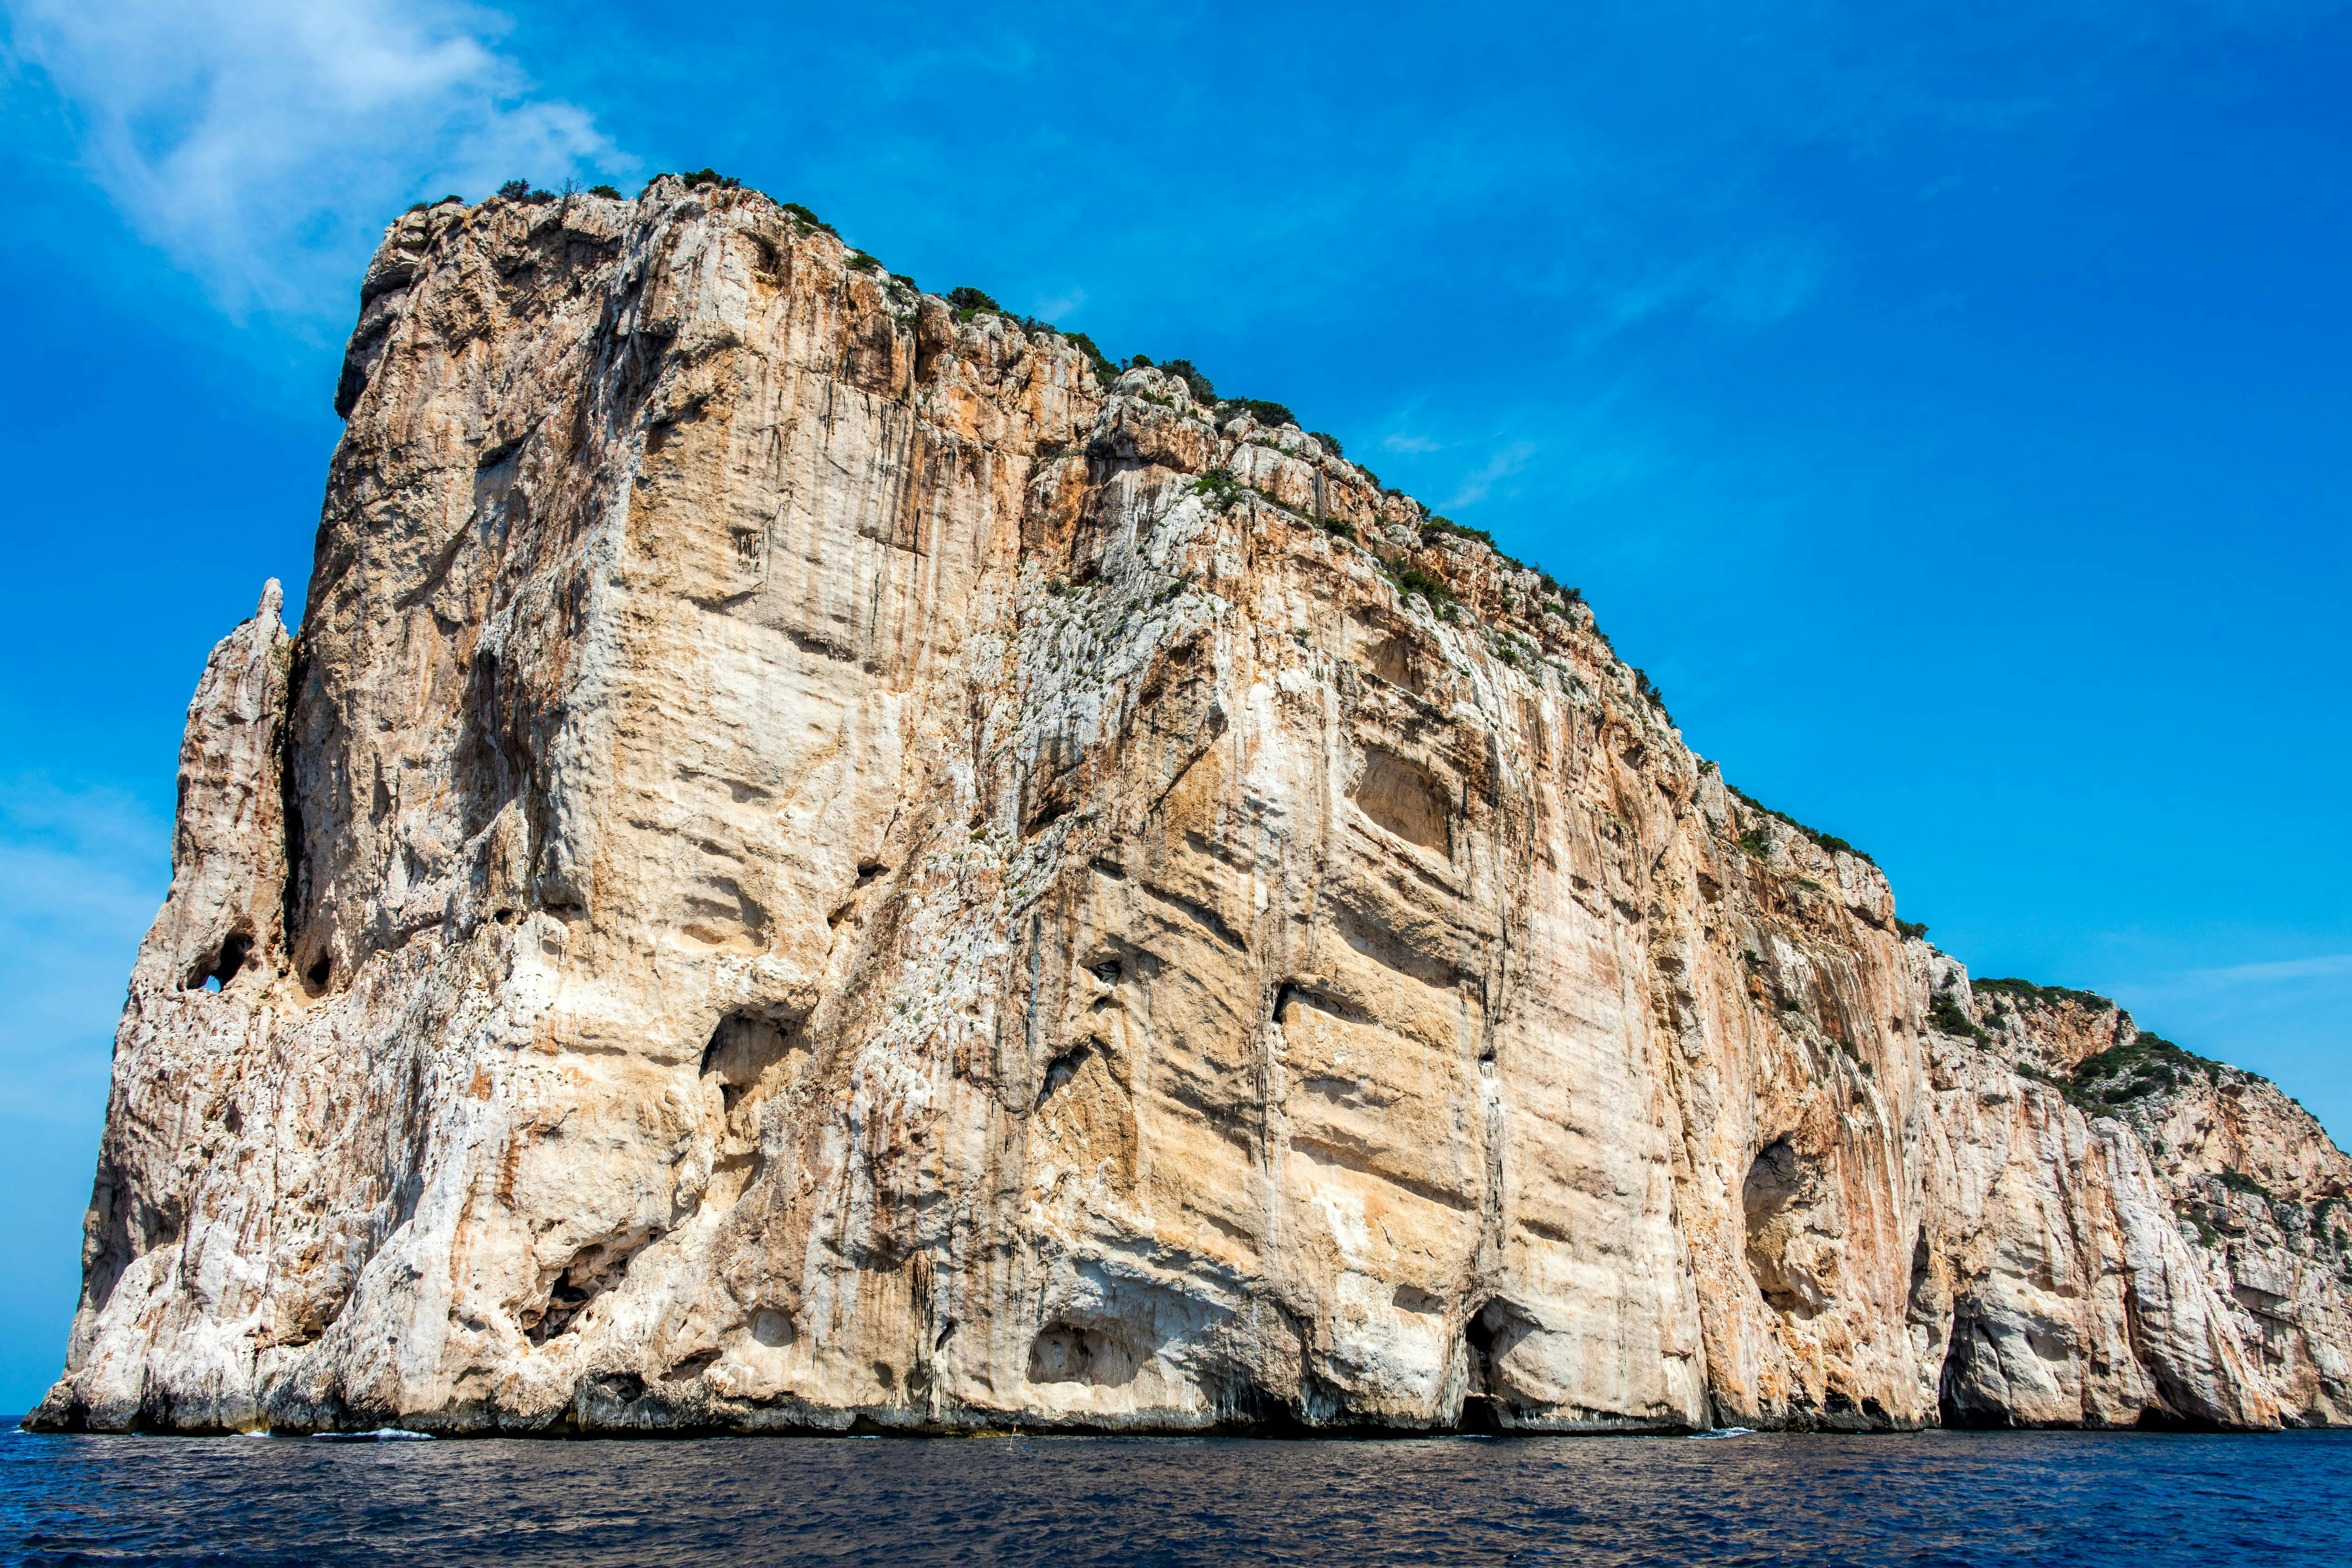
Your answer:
[667,1348,720,1381]
[1460,1299,1531,1428]
[586,1371,646,1404]
[187,928,255,993]
[1937,1300,1996,1428]
[701,1012,805,1115]
[1366,635,1423,694]
[305,955,332,989]
[751,1308,794,1347]
[526,1233,653,1345]
[1035,1043,1092,1109]
[1743,1134,1829,1319]
[1351,749,1451,854]
[1026,1322,1141,1387]
[1393,1284,1446,1315]
[1090,959,1122,984]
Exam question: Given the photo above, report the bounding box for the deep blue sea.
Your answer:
[6,1419,2349,1566]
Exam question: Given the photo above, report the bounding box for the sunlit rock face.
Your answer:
[32,179,2351,1435]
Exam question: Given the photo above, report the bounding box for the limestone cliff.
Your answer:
[32,178,2352,1434]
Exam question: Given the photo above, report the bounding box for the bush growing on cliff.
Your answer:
[1309,430,1344,458]
[1388,565,1457,612]
[776,201,836,236]
[1725,785,1875,866]
[1191,470,1248,507]
[1064,331,1119,382]
[1158,358,1216,404]
[1633,667,1673,724]
[846,253,881,273]
[1973,976,2116,1014]
[1893,918,1930,942]
[1222,397,1297,430]
[2219,1168,2273,1200]
[683,169,745,191]
[948,286,1002,320]
[2071,1031,2221,1103]
[588,184,622,199]
[1420,514,1494,548]
[1927,990,1987,1042]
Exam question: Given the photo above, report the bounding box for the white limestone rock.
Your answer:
[32,179,2351,1435]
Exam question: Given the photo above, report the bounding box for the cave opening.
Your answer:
[1459,1299,1524,1433]
[1036,1042,1092,1109]
[187,928,255,993]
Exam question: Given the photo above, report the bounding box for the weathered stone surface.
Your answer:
[32,179,2351,1434]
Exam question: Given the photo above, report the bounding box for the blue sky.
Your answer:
[1,0,2347,1411]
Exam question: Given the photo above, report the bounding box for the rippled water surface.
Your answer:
[7,1421,2349,1565]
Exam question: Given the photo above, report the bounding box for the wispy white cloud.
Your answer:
[1443,441,1538,510]
[1031,287,1086,320]
[2197,951,2352,984]
[1383,433,1443,454]
[1579,238,1828,348]
[0,778,168,1129]
[5,0,631,319]
[2103,948,2352,1136]
[2142,951,2352,992]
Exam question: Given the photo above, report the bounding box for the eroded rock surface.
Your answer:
[33,180,2352,1434]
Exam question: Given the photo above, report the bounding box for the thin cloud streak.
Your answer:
[6,0,631,320]
[2159,952,2352,990]
[0,777,167,1129]
[1444,441,1538,510]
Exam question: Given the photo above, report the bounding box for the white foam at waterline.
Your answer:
[311,1428,436,1441]
[1690,1427,1756,1440]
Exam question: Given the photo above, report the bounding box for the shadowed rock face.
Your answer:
[32,180,2352,1437]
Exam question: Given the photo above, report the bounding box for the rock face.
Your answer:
[33,179,2352,1435]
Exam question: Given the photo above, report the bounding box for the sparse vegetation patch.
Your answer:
[1223,397,1297,430]
[1927,990,1986,1042]
[1420,514,1494,548]
[1974,976,2117,1013]
[1727,786,1875,866]
[947,286,1001,320]
[2071,1031,2222,1104]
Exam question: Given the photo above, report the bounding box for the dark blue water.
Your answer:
[7,1420,2349,1566]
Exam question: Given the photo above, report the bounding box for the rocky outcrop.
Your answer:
[32,178,2351,1435]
